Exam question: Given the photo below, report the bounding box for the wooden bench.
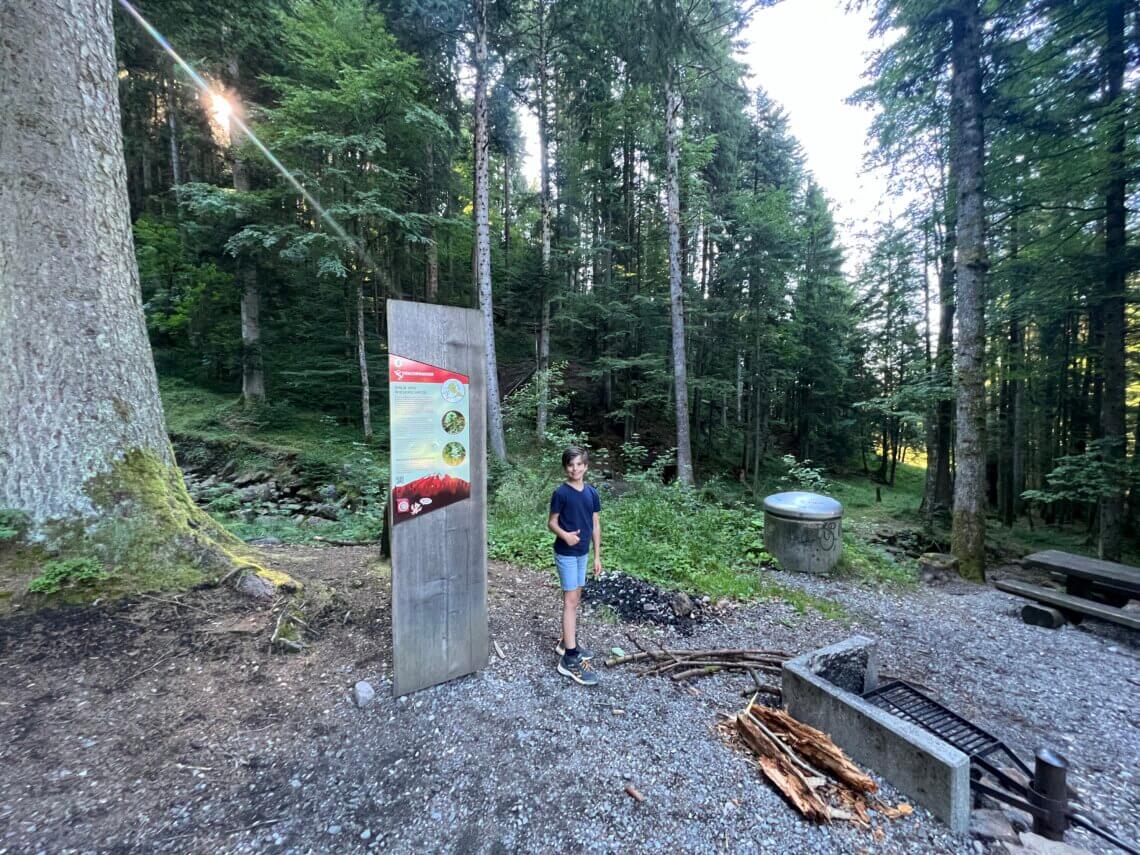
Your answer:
[994,578,1140,631]
[1023,549,1140,607]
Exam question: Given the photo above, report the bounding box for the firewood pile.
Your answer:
[723,701,913,827]
[604,643,790,695]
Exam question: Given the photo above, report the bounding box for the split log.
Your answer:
[747,704,877,794]
[736,713,830,822]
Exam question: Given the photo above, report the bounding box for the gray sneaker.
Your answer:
[555,638,594,660]
[557,653,600,686]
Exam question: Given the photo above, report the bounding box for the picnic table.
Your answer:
[994,550,1140,631]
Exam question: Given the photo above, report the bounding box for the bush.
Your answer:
[781,454,829,492]
[0,509,31,542]
[28,558,112,595]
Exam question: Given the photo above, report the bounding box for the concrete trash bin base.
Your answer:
[763,491,843,575]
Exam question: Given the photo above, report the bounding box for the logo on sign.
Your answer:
[396,498,410,513]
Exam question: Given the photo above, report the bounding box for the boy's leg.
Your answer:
[555,553,580,650]
[561,587,580,651]
[555,554,599,685]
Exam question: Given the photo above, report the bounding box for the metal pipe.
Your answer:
[1030,748,1068,840]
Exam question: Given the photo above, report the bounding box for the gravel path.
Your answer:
[1,550,1136,854]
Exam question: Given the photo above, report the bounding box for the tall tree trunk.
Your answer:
[930,167,957,516]
[950,0,988,581]
[426,229,439,302]
[473,0,507,461]
[502,153,511,254]
[356,278,373,441]
[164,75,182,189]
[535,3,553,440]
[1099,0,1126,561]
[0,0,246,581]
[665,73,694,486]
[1009,215,1025,523]
[226,57,265,405]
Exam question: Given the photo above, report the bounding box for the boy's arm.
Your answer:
[591,511,602,576]
[548,513,580,546]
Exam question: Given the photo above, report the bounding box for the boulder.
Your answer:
[670,592,694,618]
[970,809,1020,845]
[240,483,277,503]
[1004,831,1092,855]
[920,552,960,584]
[310,503,341,521]
[235,572,276,601]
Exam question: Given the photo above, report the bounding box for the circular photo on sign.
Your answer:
[442,441,466,467]
[441,378,465,403]
[441,410,466,435]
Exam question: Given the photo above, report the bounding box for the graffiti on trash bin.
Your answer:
[787,519,839,551]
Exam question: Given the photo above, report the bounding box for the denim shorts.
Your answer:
[555,552,588,591]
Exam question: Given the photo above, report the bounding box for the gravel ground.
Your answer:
[1,548,1137,854]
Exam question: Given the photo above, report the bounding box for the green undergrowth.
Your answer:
[162,377,384,484]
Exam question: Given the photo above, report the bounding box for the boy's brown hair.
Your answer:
[561,446,588,468]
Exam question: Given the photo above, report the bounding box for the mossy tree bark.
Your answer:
[0,0,259,591]
[949,0,988,581]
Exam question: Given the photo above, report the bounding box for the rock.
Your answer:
[254,514,279,526]
[1013,831,1092,854]
[919,553,959,584]
[234,471,266,487]
[319,484,340,502]
[235,572,276,601]
[311,503,341,520]
[248,536,283,547]
[301,516,334,528]
[353,681,376,708]
[670,592,694,618]
[970,809,1020,844]
[237,483,274,503]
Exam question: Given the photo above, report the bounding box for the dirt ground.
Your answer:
[1,546,1137,854]
[0,545,398,852]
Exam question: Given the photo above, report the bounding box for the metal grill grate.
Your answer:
[863,680,1003,759]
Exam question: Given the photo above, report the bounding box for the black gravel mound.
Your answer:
[582,573,703,635]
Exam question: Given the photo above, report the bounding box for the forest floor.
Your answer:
[2,543,1137,854]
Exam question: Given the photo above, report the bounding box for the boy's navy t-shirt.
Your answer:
[550,483,601,557]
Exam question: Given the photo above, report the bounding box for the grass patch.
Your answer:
[161,376,385,485]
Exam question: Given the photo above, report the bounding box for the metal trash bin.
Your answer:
[762,491,843,575]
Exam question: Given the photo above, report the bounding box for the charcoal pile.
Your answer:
[583,574,705,633]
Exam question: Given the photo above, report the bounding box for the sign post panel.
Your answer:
[387,300,487,696]
[389,356,472,524]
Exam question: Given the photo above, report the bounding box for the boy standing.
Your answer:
[548,446,602,686]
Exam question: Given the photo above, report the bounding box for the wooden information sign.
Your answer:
[387,300,488,696]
